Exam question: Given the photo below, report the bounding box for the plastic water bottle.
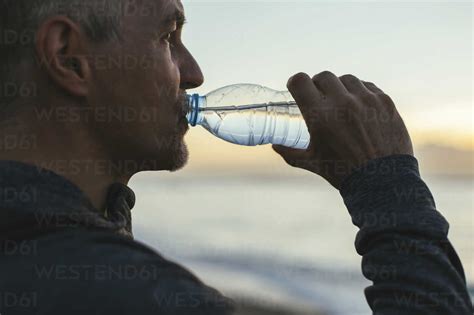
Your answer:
[186,84,310,149]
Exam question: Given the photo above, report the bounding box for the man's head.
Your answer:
[0,0,203,175]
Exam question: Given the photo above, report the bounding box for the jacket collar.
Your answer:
[0,160,135,239]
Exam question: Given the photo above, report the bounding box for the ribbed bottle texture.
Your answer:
[187,84,310,149]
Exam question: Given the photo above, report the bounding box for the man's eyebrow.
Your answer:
[161,9,187,28]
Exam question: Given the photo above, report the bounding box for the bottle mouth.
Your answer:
[186,94,200,127]
[186,94,206,127]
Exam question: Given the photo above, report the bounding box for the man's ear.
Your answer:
[35,16,91,97]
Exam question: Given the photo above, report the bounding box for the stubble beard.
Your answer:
[168,92,190,172]
[169,139,189,172]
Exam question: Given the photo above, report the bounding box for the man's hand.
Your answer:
[273,71,413,189]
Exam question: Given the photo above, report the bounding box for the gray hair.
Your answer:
[0,0,125,104]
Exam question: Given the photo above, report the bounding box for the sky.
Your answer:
[171,1,473,175]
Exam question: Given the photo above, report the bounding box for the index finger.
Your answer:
[287,72,323,125]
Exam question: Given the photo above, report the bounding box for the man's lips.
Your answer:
[178,92,189,117]
[177,92,190,133]
[179,106,188,118]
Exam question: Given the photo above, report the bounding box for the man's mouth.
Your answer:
[177,92,190,119]
[176,92,190,133]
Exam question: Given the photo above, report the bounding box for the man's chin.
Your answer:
[145,131,189,172]
[168,141,189,172]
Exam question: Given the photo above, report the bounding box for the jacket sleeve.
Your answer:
[339,155,473,315]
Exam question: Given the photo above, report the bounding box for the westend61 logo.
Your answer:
[0,186,38,204]
[0,291,37,309]
[0,82,38,99]
[0,29,36,46]
[0,135,37,151]
[1,240,38,256]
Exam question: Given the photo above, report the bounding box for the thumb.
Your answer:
[272,144,309,168]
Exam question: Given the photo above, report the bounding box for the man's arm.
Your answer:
[340,154,472,314]
[273,71,473,314]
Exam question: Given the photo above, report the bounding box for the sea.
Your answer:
[129,173,474,315]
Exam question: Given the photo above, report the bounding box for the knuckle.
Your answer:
[320,70,335,78]
[360,93,378,105]
[380,94,397,114]
[340,74,358,83]
[365,81,383,94]
[313,70,335,82]
[379,93,395,105]
[288,72,310,89]
[339,93,356,107]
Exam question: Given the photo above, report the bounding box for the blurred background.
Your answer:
[130,1,473,314]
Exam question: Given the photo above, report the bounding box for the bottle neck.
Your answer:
[186,94,206,127]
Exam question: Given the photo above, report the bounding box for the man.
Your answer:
[0,0,471,314]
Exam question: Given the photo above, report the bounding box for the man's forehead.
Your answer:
[125,0,185,25]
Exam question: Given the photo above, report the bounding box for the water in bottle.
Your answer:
[186,84,310,149]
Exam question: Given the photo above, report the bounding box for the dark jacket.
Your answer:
[0,156,472,314]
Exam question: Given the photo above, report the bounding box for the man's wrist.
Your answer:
[339,153,437,219]
[339,154,419,194]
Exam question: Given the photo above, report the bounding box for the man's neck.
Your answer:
[0,100,131,212]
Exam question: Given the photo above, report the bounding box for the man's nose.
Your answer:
[179,47,204,90]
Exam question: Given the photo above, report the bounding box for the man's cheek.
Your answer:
[155,114,178,133]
